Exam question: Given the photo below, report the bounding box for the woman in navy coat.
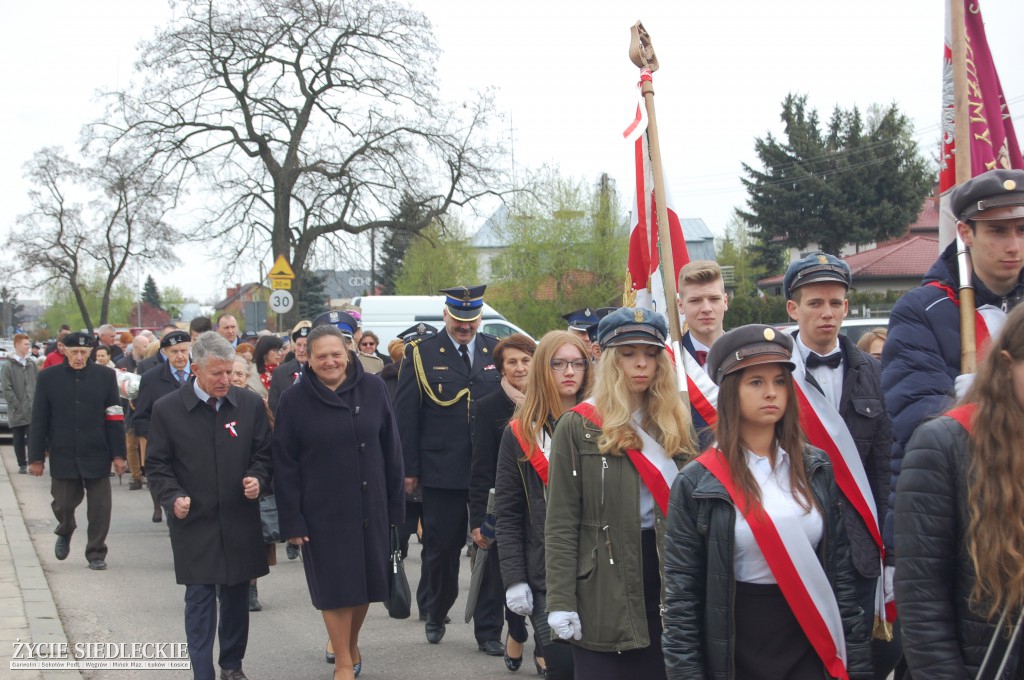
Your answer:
[272,324,405,680]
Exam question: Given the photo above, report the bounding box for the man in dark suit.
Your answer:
[394,285,502,645]
[146,331,271,680]
[267,323,310,415]
[28,332,126,570]
[784,252,895,677]
[134,330,192,522]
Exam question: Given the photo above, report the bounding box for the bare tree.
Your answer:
[96,0,505,320]
[10,147,179,331]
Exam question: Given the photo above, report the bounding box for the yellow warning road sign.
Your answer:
[268,255,295,290]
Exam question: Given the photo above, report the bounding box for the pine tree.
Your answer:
[377,193,422,295]
[296,270,327,320]
[142,275,162,309]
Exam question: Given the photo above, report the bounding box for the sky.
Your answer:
[1,0,1022,305]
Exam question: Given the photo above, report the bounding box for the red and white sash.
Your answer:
[946,403,976,432]
[791,351,890,628]
[570,401,673,515]
[510,419,549,486]
[927,281,1004,360]
[678,341,719,427]
[698,448,848,679]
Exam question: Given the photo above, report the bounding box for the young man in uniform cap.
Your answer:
[883,169,1024,591]
[28,332,126,570]
[784,251,894,674]
[562,307,600,344]
[145,332,271,680]
[134,330,193,523]
[393,285,502,646]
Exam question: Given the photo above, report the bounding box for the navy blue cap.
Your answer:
[706,324,795,385]
[783,252,852,299]
[160,330,191,349]
[950,168,1024,222]
[586,307,617,343]
[398,323,438,342]
[312,310,358,337]
[562,307,600,331]
[63,332,95,349]
[440,285,486,321]
[596,307,668,349]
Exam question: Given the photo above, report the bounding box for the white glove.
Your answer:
[505,582,534,616]
[954,373,975,400]
[884,565,895,604]
[548,610,583,641]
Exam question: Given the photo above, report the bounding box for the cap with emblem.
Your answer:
[63,332,95,349]
[160,330,191,349]
[950,168,1024,222]
[440,285,486,322]
[312,310,358,337]
[291,324,311,341]
[706,324,796,385]
[596,307,668,349]
[586,307,617,343]
[562,307,599,332]
[783,251,852,299]
[398,322,439,342]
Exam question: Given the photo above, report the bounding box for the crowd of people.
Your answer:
[3,167,1024,680]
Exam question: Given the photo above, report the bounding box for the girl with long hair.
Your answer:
[895,303,1024,678]
[495,331,592,679]
[661,324,870,679]
[545,308,694,680]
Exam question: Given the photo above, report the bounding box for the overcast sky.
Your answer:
[1,0,1022,304]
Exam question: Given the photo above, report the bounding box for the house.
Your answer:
[213,282,272,330]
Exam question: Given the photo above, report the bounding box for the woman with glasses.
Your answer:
[355,331,385,375]
[495,331,592,679]
[545,308,695,680]
[469,334,538,664]
[250,335,285,398]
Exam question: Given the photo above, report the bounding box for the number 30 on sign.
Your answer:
[269,290,294,313]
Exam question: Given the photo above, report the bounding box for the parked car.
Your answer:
[776,317,890,347]
[0,393,8,430]
[349,295,533,342]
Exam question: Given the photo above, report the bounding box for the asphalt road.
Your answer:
[3,437,538,680]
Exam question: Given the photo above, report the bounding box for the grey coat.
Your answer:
[1,357,38,428]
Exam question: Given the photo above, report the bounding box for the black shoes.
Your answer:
[152,505,163,523]
[128,479,143,490]
[248,583,261,612]
[425,619,446,644]
[55,535,70,561]
[478,639,504,656]
[219,669,248,680]
[88,559,107,571]
[418,612,451,623]
[504,634,524,671]
[286,543,300,560]
[18,465,27,474]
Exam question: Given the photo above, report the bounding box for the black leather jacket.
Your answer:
[662,445,872,679]
[894,415,1023,679]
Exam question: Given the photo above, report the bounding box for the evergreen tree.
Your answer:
[296,270,328,320]
[142,275,162,309]
[378,193,422,295]
[739,94,932,259]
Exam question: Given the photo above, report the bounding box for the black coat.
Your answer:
[136,352,164,376]
[28,362,126,478]
[894,415,1022,679]
[393,331,501,489]
[267,357,303,415]
[146,383,272,586]
[495,423,550,593]
[134,361,188,438]
[799,333,892,576]
[272,357,405,609]
[469,389,516,530]
[661,446,872,680]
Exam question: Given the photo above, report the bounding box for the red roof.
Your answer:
[759,235,939,286]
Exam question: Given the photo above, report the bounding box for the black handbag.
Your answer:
[259,495,281,543]
[383,526,411,619]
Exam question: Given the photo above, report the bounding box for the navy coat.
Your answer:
[393,331,501,489]
[146,383,272,586]
[134,360,189,438]
[267,357,303,415]
[28,362,126,479]
[272,357,405,610]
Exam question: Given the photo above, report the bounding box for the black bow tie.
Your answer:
[806,352,842,370]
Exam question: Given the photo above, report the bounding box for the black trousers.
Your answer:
[184,581,250,680]
[11,425,29,467]
[51,476,112,561]
[473,539,513,644]
[421,486,469,622]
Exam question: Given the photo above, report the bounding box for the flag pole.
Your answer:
[628,22,682,345]
[950,0,977,373]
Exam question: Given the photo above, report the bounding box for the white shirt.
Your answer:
[193,381,221,411]
[446,333,476,368]
[689,336,712,376]
[733,448,823,584]
[795,334,843,411]
[632,411,680,529]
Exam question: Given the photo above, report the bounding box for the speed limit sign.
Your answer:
[269,290,294,314]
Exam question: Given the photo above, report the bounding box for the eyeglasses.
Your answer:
[550,359,588,372]
[359,341,376,348]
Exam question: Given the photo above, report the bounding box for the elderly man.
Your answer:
[146,332,271,680]
[96,324,123,362]
[216,314,240,347]
[28,332,126,570]
[393,285,502,645]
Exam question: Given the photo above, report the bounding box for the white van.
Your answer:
[350,295,533,342]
